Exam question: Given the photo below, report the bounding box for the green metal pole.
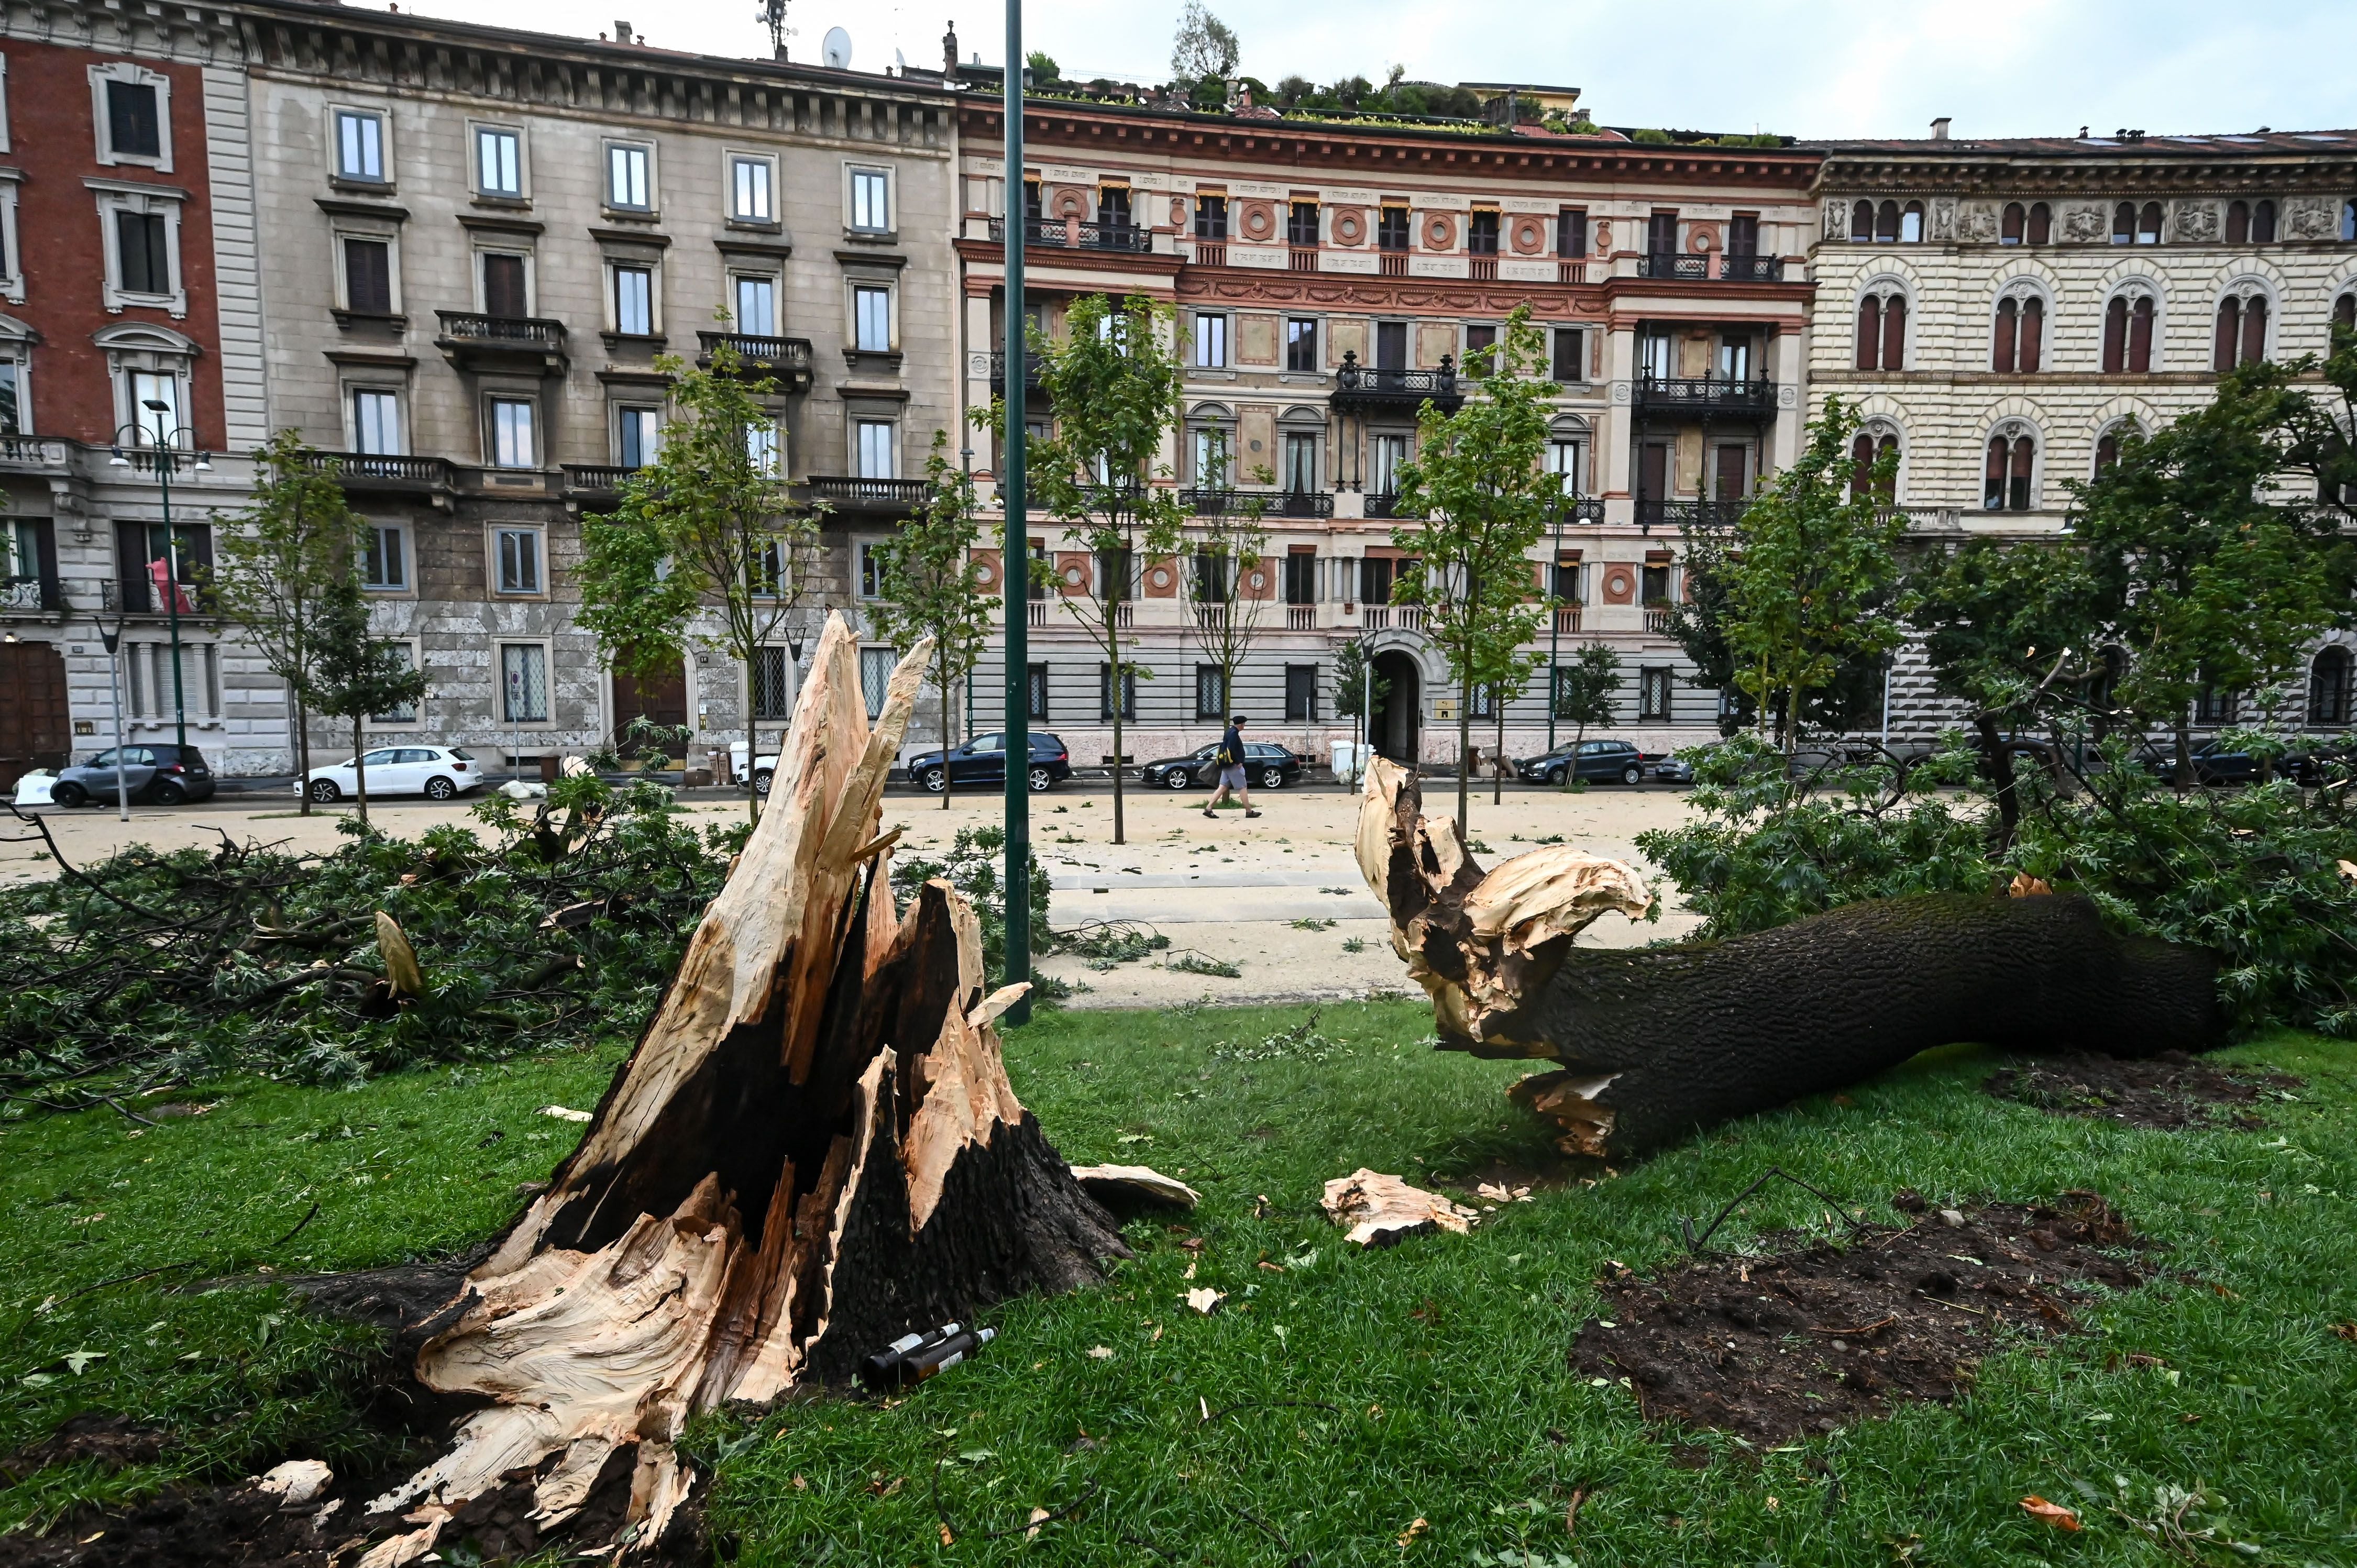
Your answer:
[999,2,1031,1025]
[152,411,187,753]
[1546,504,1561,754]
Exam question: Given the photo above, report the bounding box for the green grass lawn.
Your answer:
[2,1003,2352,1566]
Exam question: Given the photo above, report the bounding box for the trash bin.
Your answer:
[1329,741,1372,787]
[538,755,560,783]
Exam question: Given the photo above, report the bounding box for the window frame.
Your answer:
[0,330,34,435]
[1284,315,1318,374]
[93,183,186,316]
[1194,310,1230,369]
[603,138,655,214]
[730,271,779,337]
[335,230,400,318]
[496,639,554,726]
[610,261,657,337]
[89,62,172,172]
[853,418,897,480]
[613,402,661,468]
[1637,666,1672,723]
[850,281,896,354]
[358,520,410,595]
[0,169,21,305]
[728,151,778,225]
[489,524,547,599]
[476,247,533,318]
[486,395,537,470]
[470,122,526,201]
[347,383,405,457]
[331,106,390,186]
[363,639,425,728]
[846,163,894,236]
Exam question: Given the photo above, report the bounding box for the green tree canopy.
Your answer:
[867,432,998,810]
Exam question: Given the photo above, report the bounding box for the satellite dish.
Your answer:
[822,25,851,67]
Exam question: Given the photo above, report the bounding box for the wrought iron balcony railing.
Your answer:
[1178,486,1238,515]
[1636,499,1747,531]
[1546,494,1608,525]
[1720,254,1785,282]
[1637,252,1711,280]
[1177,487,1336,519]
[987,350,1045,396]
[1363,491,1426,520]
[0,576,64,612]
[987,216,1071,247]
[1332,356,1461,414]
[1633,375,1778,419]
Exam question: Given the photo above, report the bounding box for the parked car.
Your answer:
[47,744,215,807]
[1514,737,1654,787]
[299,745,482,803]
[1650,752,1698,785]
[1138,742,1305,791]
[902,732,1073,793]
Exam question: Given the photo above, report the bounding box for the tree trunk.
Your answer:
[745,653,763,823]
[2173,718,2195,791]
[938,657,953,812]
[1456,665,1472,842]
[1974,712,2021,847]
[353,716,369,827]
[1492,695,1506,807]
[347,617,1125,1564]
[1109,619,1126,845]
[1354,759,2222,1162]
[296,696,313,817]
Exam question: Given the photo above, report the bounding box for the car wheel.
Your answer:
[309,779,343,803]
[1620,764,1643,786]
[48,781,85,808]
[152,780,187,807]
[1028,765,1053,793]
[754,770,774,797]
[424,776,457,801]
[1546,766,1566,786]
[1259,767,1285,790]
[1164,769,1193,790]
[921,766,948,793]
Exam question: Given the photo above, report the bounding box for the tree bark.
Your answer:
[353,716,369,827]
[347,617,1125,1564]
[295,697,313,816]
[1354,759,2223,1162]
[1974,712,2020,847]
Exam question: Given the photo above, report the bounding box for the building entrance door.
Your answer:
[611,654,689,738]
[1371,650,1420,764]
[0,640,69,791]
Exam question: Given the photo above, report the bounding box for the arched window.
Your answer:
[2226,201,2250,245]
[1984,426,2036,511]
[2213,290,2269,370]
[2094,419,2141,476]
[2345,201,2357,242]
[2103,290,2157,373]
[2112,202,2136,244]
[2138,202,2164,244]
[1848,427,1899,501]
[2252,200,2276,243]
[2001,203,2025,244]
[1900,201,1924,242]
[2334,293,2356,334]
[1851,199,1875,242]
[2310,646,2353,726]
[2027,203,2052,244]
[1855,289,1906,370]
[1992,291,2044,373]
[1875,201,1901,242]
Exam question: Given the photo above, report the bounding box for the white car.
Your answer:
[298,745,483,803]
[726,741,781,796]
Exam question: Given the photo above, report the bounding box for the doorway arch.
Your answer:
[1371,650,1420,764]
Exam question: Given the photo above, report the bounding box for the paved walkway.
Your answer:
[3,778,1705,1011]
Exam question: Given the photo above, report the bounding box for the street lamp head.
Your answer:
[107,446,130,467]
[141,398,171,413]
[193,452,213,472]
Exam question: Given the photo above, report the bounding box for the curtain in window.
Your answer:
[858,646,896,718]
[500,643,548,722]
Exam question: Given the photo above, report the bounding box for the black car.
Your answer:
[1514,737,1653,786]
[48,743,216,807]
[1139,742,1304,791]
[904,732,1072,793]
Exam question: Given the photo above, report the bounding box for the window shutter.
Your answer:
[2240,295,2268,365]
[2019,296,2044,372]
[2213,300,2240,371]
[2101,297,2128,374]
[1855,296,1880,370]
[2128,296,2154,372]
[345,238,391,314]
[1880,293,1906,370]
[1992,297,2017,373]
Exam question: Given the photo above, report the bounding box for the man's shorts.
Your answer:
[1218,764,1249,790]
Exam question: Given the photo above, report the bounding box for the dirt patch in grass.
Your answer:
[1569,1191,2147,1447]
[1985,1050,2304,1132]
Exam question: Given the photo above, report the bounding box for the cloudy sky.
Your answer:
[366,0,2350,142]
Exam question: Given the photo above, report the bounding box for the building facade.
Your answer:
[1807,128,2357,739]
[238,0,963,776]
[0,1,273,787]
[952,92,1821,771]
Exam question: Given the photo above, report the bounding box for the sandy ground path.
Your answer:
[3,780,1704,1009]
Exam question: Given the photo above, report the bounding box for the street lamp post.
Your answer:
[108,401,213,755]
[1546,499,1565,755]
[999,0,1031,1026]
[94,609,132,821]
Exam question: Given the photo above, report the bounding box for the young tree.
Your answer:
[1551,641,1621,787]
[576,342,822,820]
[1330,636,1390,786]
[1717,397,1909,757]
[978,293,1186,845]
[867,432,998,811]
[1183,481,1272,736]
[1474,622,1547,806]
[206,432,370,815]
[1392,305,1557,840]
[309,577,429,828]
[2069,356,2356,783]
[1170,0,1239,81]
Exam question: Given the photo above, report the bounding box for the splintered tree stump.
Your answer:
[354,616,1126,1565]
[1353,758,2223,1161]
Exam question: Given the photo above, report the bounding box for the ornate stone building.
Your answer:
[1807,126,2357,739]
[952,90,1821,770]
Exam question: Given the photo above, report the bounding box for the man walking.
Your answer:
[1203,713,1260,819]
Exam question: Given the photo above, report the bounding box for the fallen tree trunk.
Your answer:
[352,615,1125,1565]
[1354,758,2223,1161]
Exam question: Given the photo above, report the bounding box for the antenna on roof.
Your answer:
[823,25,852,68]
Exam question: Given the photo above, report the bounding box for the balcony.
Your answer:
[1178,487,1336,519]
[0,435,69,470]
[984,215,1152,253]
[1637,252,1711,281]
[1178,485,1239,515]
[1643,604,1677,634]
[1553,606,1582,635]
[987,350,1046,399]
[986,216,1071,247]
[1286,604,1316,630]
[1027,600,1048,627]
[1193,242,1226,267]
[434,311,568,376]
[563,463,642,501]
[1289,247,1318,272]
[1633,375,1777,422]
[805,476,928,513]
[0,576,64,613]
[1194,603,1229,632]
[1362,604,1424,632]
[1547,495,1608,526]
[696,333,814,393]
[1364,491,1426,520]
[1331,354,1462,415]
[299,451,458,497]
[1635,499,1747,532]
[1720,254,1785,282]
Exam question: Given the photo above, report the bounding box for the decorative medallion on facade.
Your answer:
[2174,200,2221,242]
